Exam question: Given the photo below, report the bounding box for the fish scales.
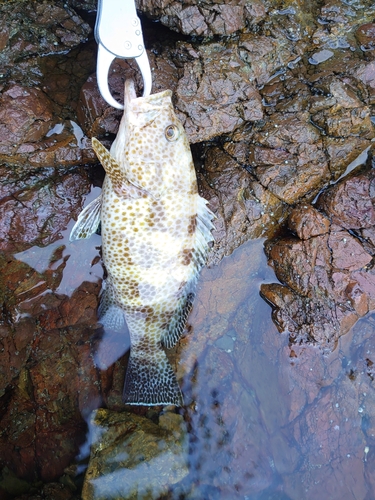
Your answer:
[70,80,214,406]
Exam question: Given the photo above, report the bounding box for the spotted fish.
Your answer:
[70,80,214,406]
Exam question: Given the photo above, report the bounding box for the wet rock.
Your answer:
[251,112,330,203]
[0,319,101,481]
[136,0,267,37]
[312,0,375,51]
[0,169,91,253]
[0,214,103,482]
[11,478,81,500]
[284,379,367,499]
[356,23,375,51]
[0,320,35,398]
[0,467,31,497]
[261,164,375,349]
[310,77,373,181]
[81,409,188,500]
[318,168,375,230]
[0,1,90,72]
[197,147,289,265]
[288,205,330,240]
[0,84,96,168]
[175,41,264,143]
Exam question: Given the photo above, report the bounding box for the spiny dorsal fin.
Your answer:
[92,138,145,199]
[69,194,102,241]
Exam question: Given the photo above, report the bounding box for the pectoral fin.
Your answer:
[92,138,145,198]
[70,194,102,241]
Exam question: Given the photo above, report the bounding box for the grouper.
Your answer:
[70,80,214,406]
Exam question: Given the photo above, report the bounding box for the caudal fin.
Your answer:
[123,348,183,406]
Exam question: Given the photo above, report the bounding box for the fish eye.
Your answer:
[165,124,180,141]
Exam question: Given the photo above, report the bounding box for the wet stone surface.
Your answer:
[81,409,188,500]
[261,157,375,350]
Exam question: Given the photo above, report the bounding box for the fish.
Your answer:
[70,80,214,406]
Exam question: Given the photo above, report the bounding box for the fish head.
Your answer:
[112,80,193,198]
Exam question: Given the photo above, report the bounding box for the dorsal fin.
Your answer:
[92,138,145,199]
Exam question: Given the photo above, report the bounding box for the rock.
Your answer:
[0,467,31,497]
[355,23,375,50]
[81,409,188,500]
[283,376,367,499]
[261,164,375,349]
[0,84,96,168]
[288,205,330,240]
[251,112,330,203]
[198,146,289,265]
[0,169,91,253]
[136,0,267,37]
[175,41,264,143]
[0,1,90,72]
[317,168,375,230]
[0,196,104,482]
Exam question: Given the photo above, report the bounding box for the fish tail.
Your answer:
[123,347,183,406]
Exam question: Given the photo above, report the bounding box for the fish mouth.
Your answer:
[125,79,137,103]
[124,78,173,105]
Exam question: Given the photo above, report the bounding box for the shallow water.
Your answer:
[1,181,375,499]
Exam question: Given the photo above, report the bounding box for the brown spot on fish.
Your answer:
[160,310,175,329]
[179,248,193,266]
[187,215,197,235]
[189,178,198,195]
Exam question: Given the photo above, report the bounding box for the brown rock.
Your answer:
[318,168,375,229]
[355,23,375,50]
[262,164,375,349]
[0,320,35,397]
[136,0,266,36]
[328,230,372,271]
[288,205,330,240]
[323,135,371,180]
[198,147,288,265]
[355,61,375,96]
[175,42,263,143]
[252,113,330,203]
[0,85,53,155]
[0,1,90,71]
[81,409,188,500]
[0,169,91,253]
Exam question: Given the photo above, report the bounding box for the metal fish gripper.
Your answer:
[95,0,152,109]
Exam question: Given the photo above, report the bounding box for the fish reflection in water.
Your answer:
[70,80,214,406]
